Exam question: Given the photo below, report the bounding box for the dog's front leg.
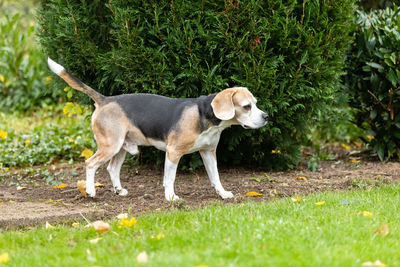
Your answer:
[163,152,181,201]
[200,150,234,199]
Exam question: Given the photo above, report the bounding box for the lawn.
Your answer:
[1,185,398,267]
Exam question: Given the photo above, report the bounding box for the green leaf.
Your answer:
[366,62,384,71]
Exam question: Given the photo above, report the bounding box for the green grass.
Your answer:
[1,185,400,266]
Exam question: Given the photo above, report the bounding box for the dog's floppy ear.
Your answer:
[211,88,236,120]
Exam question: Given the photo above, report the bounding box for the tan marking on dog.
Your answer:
[166,105,201,163]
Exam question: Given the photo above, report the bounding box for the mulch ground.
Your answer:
[1,152,399,230]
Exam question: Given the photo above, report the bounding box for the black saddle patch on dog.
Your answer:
[106,94,220,141]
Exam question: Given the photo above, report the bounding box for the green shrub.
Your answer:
[345,6,400,161]
[38,0,356,169]
[0,13,64,112]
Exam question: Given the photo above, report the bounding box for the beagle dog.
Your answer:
[48,58,268,201]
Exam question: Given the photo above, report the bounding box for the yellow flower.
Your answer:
[45,76,53,83]
[80,149,93,159]
[0,74,4,83]
[0,252,9,264]
[315,201,325,206]
[157,233,165,240]
[359,211,373,217]
[25,138,30,146]
[296,176,307,181]
[118,217,137,228]
[0,130,8,140]
[366,135,374,140]
[271,150,281,154]
[291,197,302,202]
[68,137,74,142]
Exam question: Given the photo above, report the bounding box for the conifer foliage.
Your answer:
[38,0,355,169]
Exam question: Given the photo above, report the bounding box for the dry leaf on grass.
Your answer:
[45,221,54,229]
[137,251,148,263]
[244,191,263,197]
[296,176,307,181]
[362,260,386,267]
[291,197,302,202]
[16,186,27,191]
[93,220,110,233]
[374,223,389,236]
[359,211,373,217]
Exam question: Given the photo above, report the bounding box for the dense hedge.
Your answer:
[345,6,400,161]
[38,0,355,169]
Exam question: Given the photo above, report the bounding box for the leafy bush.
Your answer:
[0,106,95,168]
[38,0,356,169]
[0,13,64,112]
[345,6,400,160]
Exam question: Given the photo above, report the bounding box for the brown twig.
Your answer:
[301,0,305,27]
[109,0,115,16]
[70,11,79,38]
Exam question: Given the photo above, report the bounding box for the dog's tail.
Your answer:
[47,57,105,105]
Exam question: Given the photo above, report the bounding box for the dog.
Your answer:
[48,57,268,201]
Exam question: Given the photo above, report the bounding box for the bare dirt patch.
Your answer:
[1,157,399,229]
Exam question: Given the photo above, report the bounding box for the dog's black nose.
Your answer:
[262,113,269,121]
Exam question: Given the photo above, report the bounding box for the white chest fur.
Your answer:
[188,121,232,153]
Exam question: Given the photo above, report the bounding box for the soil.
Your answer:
[1,151,399,230]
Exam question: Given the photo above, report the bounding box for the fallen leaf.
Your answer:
[374,223,389,236]
[136,251,148,263]
[46,221,54,229]
[315,201,325,206]
[244,191,263,197]
[0,252,9,264]
[89,237,103,244]
[349,159,359,163]
[362,260,386,267]
[359,211,373,217]
[116,213,128,219]
[93,220,110,233]
[53,183,67,189]
[291,197,302,202]
[95,182,104,187]
[341,143,351,150]
[16,186,27,191]
[81,148,93,159]
[77,180,87,197]
[296,176,307,181]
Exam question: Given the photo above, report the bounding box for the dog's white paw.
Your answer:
[219,190,234,199]
[165,193,180,202]
[86,186,96,197]
[116,188,128,196]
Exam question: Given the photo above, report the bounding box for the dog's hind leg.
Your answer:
[107,148,128,196]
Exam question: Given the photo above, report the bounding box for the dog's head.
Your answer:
[211,87,268,129]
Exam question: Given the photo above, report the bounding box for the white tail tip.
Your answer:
[47,57,65,75]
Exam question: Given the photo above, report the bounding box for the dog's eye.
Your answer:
[243,104,251,111]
